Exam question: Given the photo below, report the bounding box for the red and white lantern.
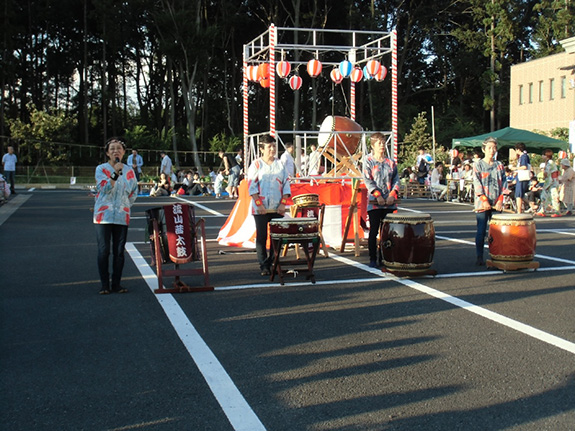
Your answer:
[362,65,373,80]
[450,149,459,159]
[558,150,567,159]
[307,59,322,77]
[330,69,343,84]
[365,59,382,77]
[374,66,387,82]
[339,60,352,77]
[257,63,270,82]
[246,65,259,81]
[350,67,363,83]
[289,75,302,90]
[276,61,291,79]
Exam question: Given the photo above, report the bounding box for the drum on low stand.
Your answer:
[379,212,437,276]
[487,213,539,271]
[269,217,320,285]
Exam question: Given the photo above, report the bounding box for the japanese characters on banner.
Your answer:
[163,203,194,264]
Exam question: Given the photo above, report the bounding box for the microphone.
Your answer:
[115,157,123,175]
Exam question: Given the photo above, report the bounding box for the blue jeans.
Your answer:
[95,224,129,289]
[475,210,500,258]
[4,170,15,193]
[253,213,280,270]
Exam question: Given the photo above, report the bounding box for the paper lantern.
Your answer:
[289,75,302,90]
[451,149,459,158]
[246,65,259,81]
[307,59,322,77]
[362,66,373,80]
[339,60,352,77]
[259,77,270,88]
[350,67,363,83]
[558,150,567,159]
[257,63,270,81]
[365,59,382,77]
[330,69,343,84]
[374,66,387,81]
[276,61,291,78]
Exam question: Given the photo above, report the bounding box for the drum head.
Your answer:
[317,116,336,147]
[491,213,533,222]
[385,212,432,222]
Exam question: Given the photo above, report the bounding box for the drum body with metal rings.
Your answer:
[380,212,435,272]
[317,116,363,155]
[269,217,319,240]
[488,213,536,263]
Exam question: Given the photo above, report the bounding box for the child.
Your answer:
[214,168,225,198]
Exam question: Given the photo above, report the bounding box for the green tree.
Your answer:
[8,104,77,165]
[399,112,432,170]
[531,0,575,58]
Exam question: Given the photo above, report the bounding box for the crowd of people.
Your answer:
[402,144,575,217]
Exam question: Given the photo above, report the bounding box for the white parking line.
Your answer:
[126,243,266,431]
[329,252,575,355]
[173,196,225,216]
[436,234,575,265]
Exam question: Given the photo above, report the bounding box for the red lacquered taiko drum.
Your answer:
[380,213,435,273]
[488,213,536,263]
[317,116,363,155]
[269,217,319,240]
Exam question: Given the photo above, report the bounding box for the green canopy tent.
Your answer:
[451,127,568,152]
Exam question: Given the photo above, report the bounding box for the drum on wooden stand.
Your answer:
[379,212,436,275]
[269,217,319,240]
[269,217,320,285]
[318,116,363,155]
[487,213,538,270]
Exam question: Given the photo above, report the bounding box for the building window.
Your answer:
[538,81,544,102]
[561,76,567,98]
[528,82,533,103]
[550,78,555,100]
[519,85,523,105]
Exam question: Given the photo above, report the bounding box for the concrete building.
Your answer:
[510,37,575,151]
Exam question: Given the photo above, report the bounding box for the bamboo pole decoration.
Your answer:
[269,24,276,137]
[391,29,398,162]
[350,81,356,121]
[243,49,249,167]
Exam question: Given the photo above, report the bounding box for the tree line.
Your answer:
[1,0,573,172]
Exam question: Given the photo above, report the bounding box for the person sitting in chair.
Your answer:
[430,162,448,200]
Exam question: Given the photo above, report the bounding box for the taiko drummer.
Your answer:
[473,137,508,266]
[362,132,400,268]
[247,134,291,276]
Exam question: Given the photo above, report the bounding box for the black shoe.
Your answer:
[475,257,484,266]
[99,288,111,295]
[111,286,128,293]
[260,268,271,276]
[368,260,378,268]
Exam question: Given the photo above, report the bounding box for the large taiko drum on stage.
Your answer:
[318,116,363,155]
[292,193,320,208]
[380,212,435,273]
[269,217,319,240]
[488,213,536,263]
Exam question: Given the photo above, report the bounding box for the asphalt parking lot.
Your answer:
[1,189,574,430]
